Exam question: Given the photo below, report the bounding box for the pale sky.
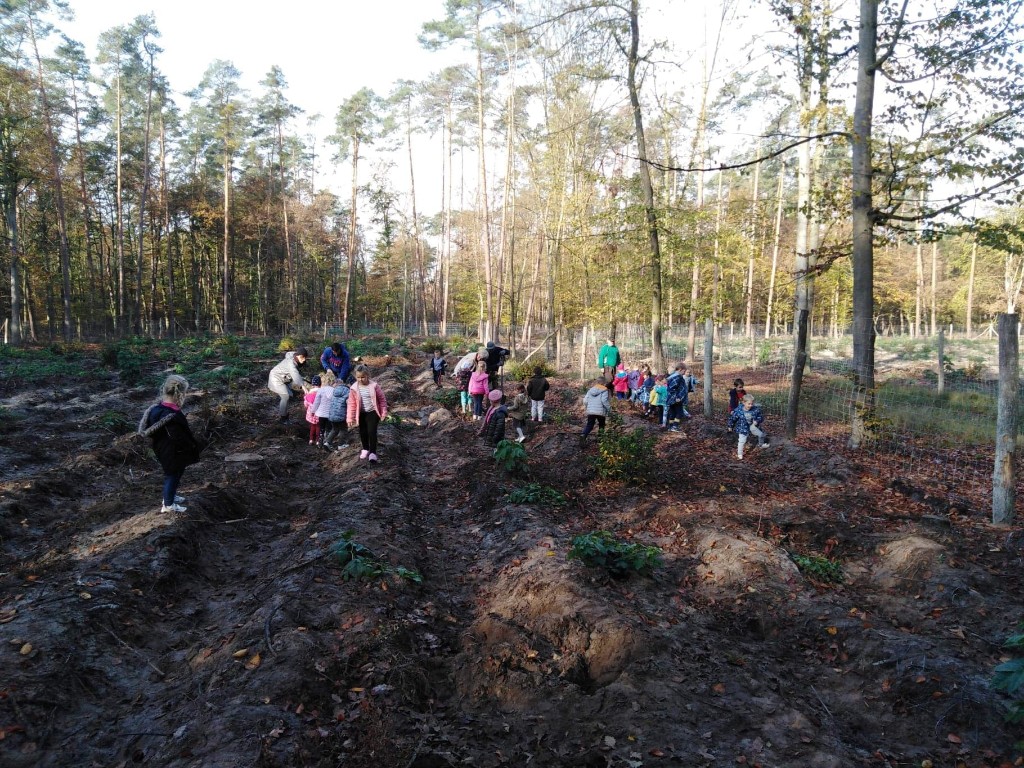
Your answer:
[57,0,777,216]
[67,0,455,117]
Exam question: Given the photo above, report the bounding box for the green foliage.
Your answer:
[382,413,403,425]
[503,359,556,381]
[494,439,528,474]
[757,341,773,366]
[507,482,566,506]
[432,388,460,408]
[277,336,305,354]
[213,335,241,358]
[96,410,133,435]
[993,621,1024,724]
[100,345,119,368]
[593,426,654,484]
[546,409,572,426]
[419,336,447,353]
[347,336,403,357]
[568,531,663,577]
[790,553,844,583]
[332,531,422,583]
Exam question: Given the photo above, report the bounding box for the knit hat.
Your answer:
[487,389,503,402]
[486,341,495,349]
[311,375,322,386]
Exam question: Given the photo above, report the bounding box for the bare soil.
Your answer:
[1,356,1022,767]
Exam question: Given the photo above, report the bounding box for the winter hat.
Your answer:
[487,389,503,402]
[486,341,495,349]
[311,375,322,386]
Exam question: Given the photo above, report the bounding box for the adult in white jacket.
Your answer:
[268,347,309,422]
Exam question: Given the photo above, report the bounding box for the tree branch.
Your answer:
[633,131,847,173]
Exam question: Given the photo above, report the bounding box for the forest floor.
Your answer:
[1,342,1023,768]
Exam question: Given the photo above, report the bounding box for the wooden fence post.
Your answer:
[936,329,945,396]
[993,313,1018,525]
[703,318,714,417]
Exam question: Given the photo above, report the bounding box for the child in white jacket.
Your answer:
[580,378,611,445]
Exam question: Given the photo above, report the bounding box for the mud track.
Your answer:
[1,359,1022,767]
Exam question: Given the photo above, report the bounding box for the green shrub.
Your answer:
[790,553,844,583]
[277,336,305,353]
[594,426,654,484]
[332,531,422,583]
[213,335,241,358]
[433,388,460,408]
[507,482,566,506]
[546,409,572,426]
[503,359,556,381]
[494,439,528,474]
[568,531,662,577]
[96,410,133,435]
[993,621,1024,724]
[100,345,119,368]
[419,336,447,353]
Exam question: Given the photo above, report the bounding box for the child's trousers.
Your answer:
[530,399,544,421]
[737,426,766,457]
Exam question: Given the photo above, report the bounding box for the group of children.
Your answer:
[599,361,697,432]
[300,365,388,462]
[139,340,773,514]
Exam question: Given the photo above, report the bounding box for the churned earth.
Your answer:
[1,346,1022,767]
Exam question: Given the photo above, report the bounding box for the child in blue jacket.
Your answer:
[323,380,351,450]
[728,393,769,459]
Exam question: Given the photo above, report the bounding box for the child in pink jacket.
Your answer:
[304,375,322,444]
[346,365,389,462]
[468,360,490,421]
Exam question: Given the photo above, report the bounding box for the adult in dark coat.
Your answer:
[139,375,204,512]
[484,340,509,388]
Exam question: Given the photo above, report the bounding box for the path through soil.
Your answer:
[1,356,1023,767]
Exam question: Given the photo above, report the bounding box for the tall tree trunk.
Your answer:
[157,110,169,335]
[993,312,1018,525]
[849,0,879,449]
[222,147,230,332]
[766,162,786,338]
[116,69,125,334]
[929,240,938,336]
[440,105,454,336]
[745,144,761,339]
[966,237,977,335]
[627,0,665,372]
[69,72,97,335]
[406,97,428,335]
[4,195,22,345]
[343,137,360,334]
[789,0,815,435]
[475,0,494,341]
[28,15,73,341]
[914,188,924,337]
[135,42,156,335]
[276,120,295,324]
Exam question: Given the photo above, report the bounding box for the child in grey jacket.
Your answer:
[580,378,611,444]
[323,380,351,450]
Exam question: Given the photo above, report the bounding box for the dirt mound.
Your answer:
[2,360,1023,768]
[694,527,801,597]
